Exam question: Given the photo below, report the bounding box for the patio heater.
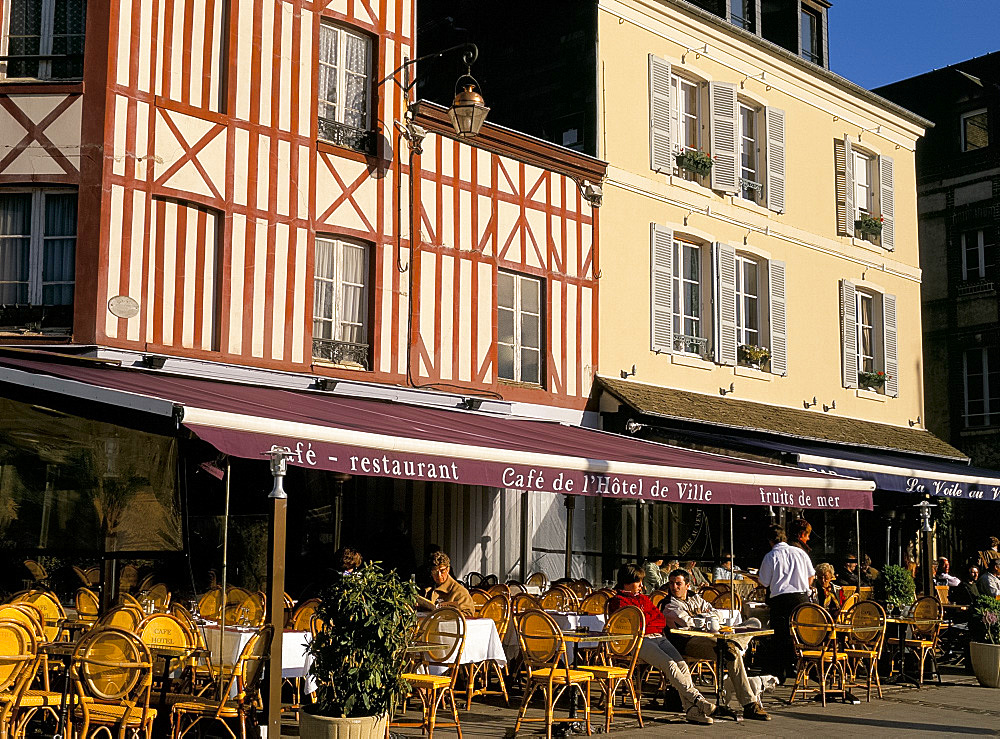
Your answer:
[914,498,936,596]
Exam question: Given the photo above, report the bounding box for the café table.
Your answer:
[668,627,773,716]
[415,616,506,675]
[546,612,605,661]
[884,616,946,687]
[199,622,315,695]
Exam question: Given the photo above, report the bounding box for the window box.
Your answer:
[312,338,369,369]
[854,215,883,238]
[738,343,770,371]
[317,118,377,157]
[857,370,888,392]
[675,150,713,177]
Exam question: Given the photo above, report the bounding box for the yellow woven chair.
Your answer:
[72,567,92,589]
[580,605,644,733]
[567,581,592,601]
[17,592,64,644]
[223,589,265,627]
[885,596,943,685]
[525,572,549,591]
[514,609,592,739]
[22,562,48,589]
[788,603,848,706]
[843,600,887,701]
[289,598,321,631]
[711,590,742,611]
[197,588,224,622]
[140,584,171,613]
[0,619,37,738]
[118,565,139,595]
[393,607,466,738]
[171,624,273,739]
[487,584,511,599]
[700,587,720,604]
[84,568,101,587]
[75,589,100,627]
[649,591,666,609]
[97,606,144,632]
[511,593,541,615]
[539,589,572,612]
[70,627,156,739]
[578,591,609,616]
[469,590,490,612]
[837,592,860,621]
[137,613,196,698]
[464,594,510,709]
[117,592,144,612]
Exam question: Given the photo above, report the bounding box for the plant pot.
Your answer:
[300,712,389,739]
[970,641,1000,688]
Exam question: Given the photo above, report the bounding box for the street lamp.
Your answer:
[380,42,489,139]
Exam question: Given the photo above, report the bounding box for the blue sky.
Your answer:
[828,0,1000,90]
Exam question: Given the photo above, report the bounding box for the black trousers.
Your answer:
[767,591,811,681]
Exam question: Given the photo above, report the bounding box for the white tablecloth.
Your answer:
[419,616,506,675]
[544,612,606,661]
[199,623,315,692]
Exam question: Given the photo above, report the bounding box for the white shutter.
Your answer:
[709,81,738,193]
[714,243,738,365]
[765,107,786,213]
[651,224,674,353]
[768,260,787,376]
[879,155,895,251]
[649,55,673,173]
[841,279,858,388]
[843,136,855,237]
[883,292,898,397]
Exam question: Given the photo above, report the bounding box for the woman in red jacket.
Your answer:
[609,564,717,725]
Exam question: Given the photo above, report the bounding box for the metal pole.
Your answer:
[730,506,735,609]
[264,448,291,739]
[856,510,862,588]
[520,491,529,582]
[218,459,230,698]
[564,495,576,580]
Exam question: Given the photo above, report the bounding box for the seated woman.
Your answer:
[813,562,843,619]
[608,564,718,725]
[416,551,475,617]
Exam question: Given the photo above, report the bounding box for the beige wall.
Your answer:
[595,0,926,428]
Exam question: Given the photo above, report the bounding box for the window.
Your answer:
[961,109,989,152]
[841,280,897,395]
[497,271,542,385]
[735,255,761,348]
[672,75,701,157]
[317,23,374,154]
[738,103,760,201]
[672,239,705,354]
[965,347,1000,427]
[312,236,370,368]
[853,151,873,218]
[800,8,821,64]
[962,229,993,281]
[729,0,754,31]
[2,0,86,80]
[0,189,75,306]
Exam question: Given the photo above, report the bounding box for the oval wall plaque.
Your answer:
[108,295,140,319]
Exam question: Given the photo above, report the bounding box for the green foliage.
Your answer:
[855,214,884,236]
[970,595,1000,645]
[675,149,714,176]
[881,564,915,609]
[307,562,418,718]
[738,344,771,367]
[858,370,889,388]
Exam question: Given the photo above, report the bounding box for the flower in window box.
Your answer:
[675,149,714,177]
[854,214,883,237]
[737,344,770,369]
[858,370,889,390]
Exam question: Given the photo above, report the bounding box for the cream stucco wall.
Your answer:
[595,0,927,428]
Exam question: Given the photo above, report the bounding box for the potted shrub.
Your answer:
[738,344,770,370]
[880,564,915,614]
[855,214,883,239]
[969,595,1000,688]
[858,370,889,391]
[675,149,714,177]
[302,562,418,739]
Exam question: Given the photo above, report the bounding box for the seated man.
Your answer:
[713,554,744,582]
[608,564,718,725]
[416,551,475,617]
[978,559,1000,598]
[933,557,961,587]
[683,560,709,588]
[661,568,771,721]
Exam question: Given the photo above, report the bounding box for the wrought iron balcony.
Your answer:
[317,118,377,157]
[312,338,369,369]
[0,304,73,333]
[674,334,708,356]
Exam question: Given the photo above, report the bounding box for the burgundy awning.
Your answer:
[0,355,874,509]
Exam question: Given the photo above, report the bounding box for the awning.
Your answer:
[0,354,874,509]
[596,377,1000,503]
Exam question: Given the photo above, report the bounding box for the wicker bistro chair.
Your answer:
[16,592,65,644]
[464,595,510,709]
[711,590,742,611]
[580,605,644,733]
[73,567,92,589]
[514,610,592,739]
[97,606,145,633]
[136,614,197,698]
[75,589,100,627]
[223,589,265,627]
[288,599,321,632]
[540,589,573,612]
[197,588,224,622]
[511,593,542,615]
[567,581,592,601]
[171,624,274,739]
[140,584,171,613]
[700,587,720,605]
[469,590,490,612]
[649,591,666,609]
[525,572,549,591]
[842,600,887,701]
[578,591,610,616]
[70,627,157,739]
[788,603,848,706]
[487,584,511,599]
[118,565,140,595]
[393,607,467,739]
[885,596,944,686]
[0,618,38,739]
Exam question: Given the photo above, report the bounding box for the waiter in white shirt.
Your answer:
[758,523,814,683]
